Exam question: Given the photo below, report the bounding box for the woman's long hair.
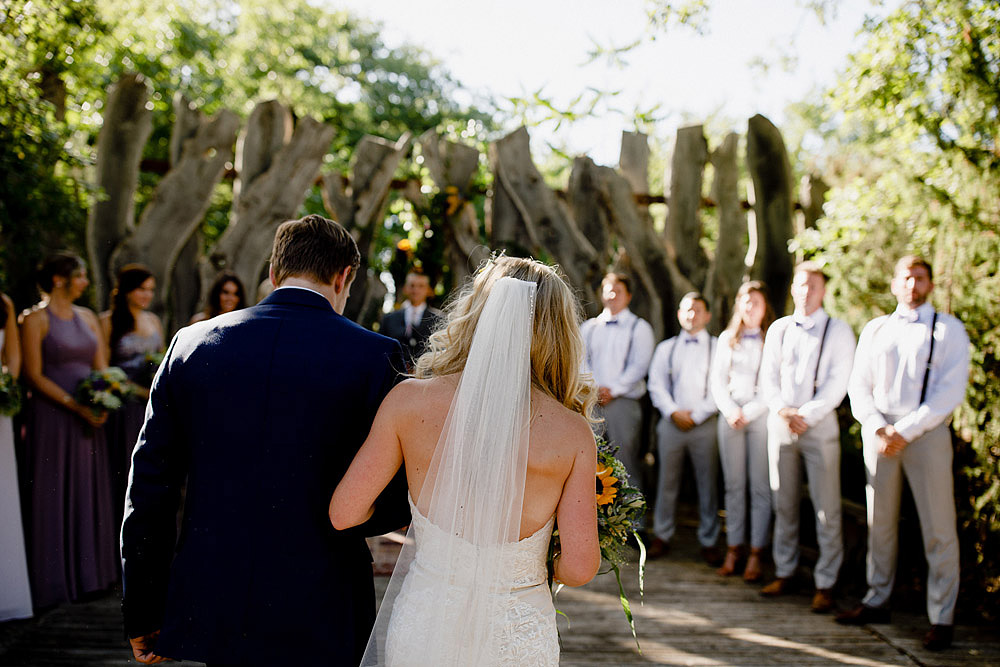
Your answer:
[205,271,246,317]
[724,280,775,347]
[109,264,154,351]
[414,255,598,422]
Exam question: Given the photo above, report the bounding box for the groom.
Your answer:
[121,214,409,665]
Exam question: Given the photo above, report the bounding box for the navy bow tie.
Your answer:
[605,319,619,326]
[742,332,761,340]
[684,337,698,344]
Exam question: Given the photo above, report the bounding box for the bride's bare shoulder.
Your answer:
[383,375,458,410]
[530,391,594,450]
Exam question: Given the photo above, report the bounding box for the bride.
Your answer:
[330,256,601,666]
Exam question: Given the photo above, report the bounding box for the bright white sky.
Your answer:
[333,0,888,166]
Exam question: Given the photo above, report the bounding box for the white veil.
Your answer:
[361,276,537,666]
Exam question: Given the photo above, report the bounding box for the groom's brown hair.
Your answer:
[271,214,361,285]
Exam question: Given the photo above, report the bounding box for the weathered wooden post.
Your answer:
[86,73,153,309]
[488,127,603,300]
[112,95,240,328]
[666,125,710,291]
[705,132,747,332]
[746,114,794,315]
[416,131,486,288]
[322,133,412,325]
[201,102,334,313]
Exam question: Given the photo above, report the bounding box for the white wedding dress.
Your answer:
[0,329,34,621]
[362,276,559,666]
[383,495,559,666]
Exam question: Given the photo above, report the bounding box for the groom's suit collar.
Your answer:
[260,286,336,312]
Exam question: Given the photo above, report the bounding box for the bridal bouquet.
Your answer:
[0,370,22,416]
[74,367,133,414]
[549,436,647,648]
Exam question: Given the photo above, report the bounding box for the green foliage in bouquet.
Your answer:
[0,371,22,417]
[549,436,647,650]
[74,367,133,414]
[136,350,165,389]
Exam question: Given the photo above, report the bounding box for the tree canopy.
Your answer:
[794,0,999,615]
[0,0,493,307]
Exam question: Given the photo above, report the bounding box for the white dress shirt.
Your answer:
[760,308,856,425]
[403,301,427,332]
[848,302,970,442]
[710,328,768,423]
[580,308,655,400]
[648,329,718,424]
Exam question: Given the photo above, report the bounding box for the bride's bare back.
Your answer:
[389,375,594,540]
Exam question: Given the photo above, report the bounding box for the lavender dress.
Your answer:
[109,329,163,526]
[26,309,117,608]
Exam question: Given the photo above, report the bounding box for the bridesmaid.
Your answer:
[21,253,118,608]
[709,281,775,582]
[0,289,33,620]
[99,264,164,525]
[189,271,246,324]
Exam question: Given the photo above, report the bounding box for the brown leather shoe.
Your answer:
[700,545,724,567]
[922,624,953,651]
[759,577,790,597]
[811,588,834,613]
[835,604,891,625]
[646,537,670,559]
[716,545,743,577]
[743,548,764,582]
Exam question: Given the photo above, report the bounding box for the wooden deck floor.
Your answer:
[1,524,996,666]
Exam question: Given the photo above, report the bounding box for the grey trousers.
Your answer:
[653,416,720,547]
[718,414,771,548]
[598,397,644,493]
[768,411,843,589]
[861,421,959,625]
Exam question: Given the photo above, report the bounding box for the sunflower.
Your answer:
[596,462,618,506]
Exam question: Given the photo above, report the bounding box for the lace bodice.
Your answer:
[382,496,559,666]
[407,494,554,589]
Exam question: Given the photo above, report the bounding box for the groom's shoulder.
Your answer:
[335,314,400,350]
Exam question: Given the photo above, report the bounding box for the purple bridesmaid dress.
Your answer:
[26,309,118,608]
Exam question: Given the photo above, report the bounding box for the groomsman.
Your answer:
[837,256,969,651]
[759,262,855,613]
[581,273,655,495]
[647,292,721,564]
[380,271,443,369]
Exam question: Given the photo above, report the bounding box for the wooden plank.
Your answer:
[2,524,996,666]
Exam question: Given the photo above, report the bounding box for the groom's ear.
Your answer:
[269,264,277,288]
[333,266,354,295]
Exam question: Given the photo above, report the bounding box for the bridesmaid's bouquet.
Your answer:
[74,367,133,414]
[136,350,165,389]
[0,370,22,416]
[549,436,647,648]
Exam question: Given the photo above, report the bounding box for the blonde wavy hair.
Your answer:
[414,255,598,422]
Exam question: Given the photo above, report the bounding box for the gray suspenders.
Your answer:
[667,334,714,399]
[779,316,831,399]
[871,310,939,403]
[920,312,939,403]
[586,315,640,375]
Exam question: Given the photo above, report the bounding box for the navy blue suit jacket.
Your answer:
[121,287,409,666]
